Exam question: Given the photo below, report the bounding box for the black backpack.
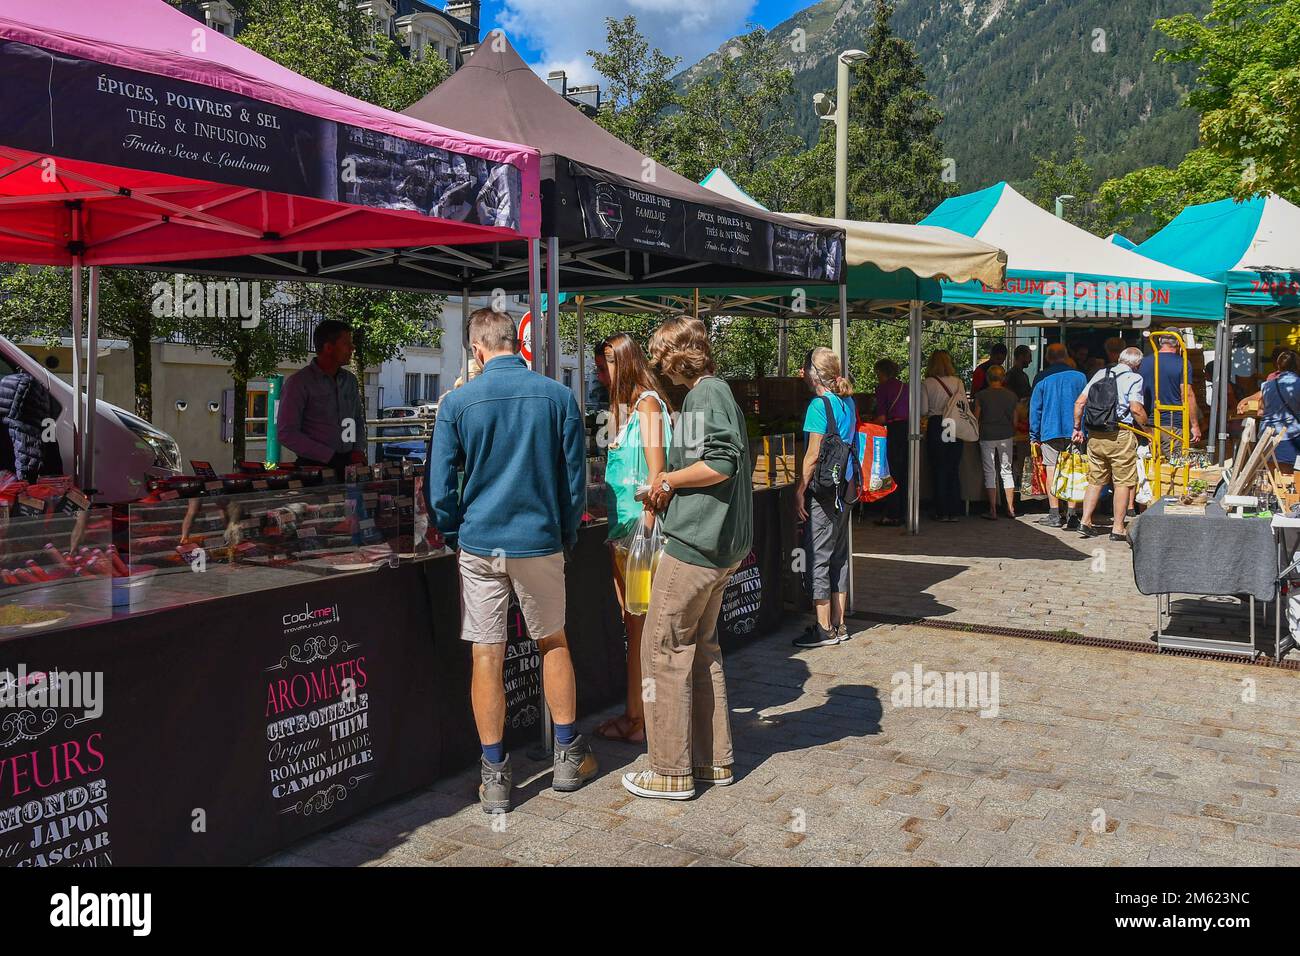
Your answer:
[1083,368,1120,432]
[811,395,854,508]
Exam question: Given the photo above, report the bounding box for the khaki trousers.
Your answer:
[641,552,738,776]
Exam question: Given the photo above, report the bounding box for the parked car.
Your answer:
[375,405,435,463]
[0,334,182,502]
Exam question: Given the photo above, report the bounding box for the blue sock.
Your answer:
[482,741,505,764]
[554,722,577,747]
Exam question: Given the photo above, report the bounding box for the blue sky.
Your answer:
[477,0,814,83]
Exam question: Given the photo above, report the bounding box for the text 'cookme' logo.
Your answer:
[281,602,341,635]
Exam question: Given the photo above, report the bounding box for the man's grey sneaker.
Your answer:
[1036,513,1062,528]
[479,755,512,815]
[793,624,839,648]
[552,734,599,793]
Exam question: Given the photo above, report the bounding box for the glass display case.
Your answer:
[123,473,420,614]
[0,504,114,638]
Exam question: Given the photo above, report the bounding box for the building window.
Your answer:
[246,389,269,438]
[423,374,440,402]
[404,372,421,406]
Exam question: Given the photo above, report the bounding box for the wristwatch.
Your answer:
[660,478,672,495]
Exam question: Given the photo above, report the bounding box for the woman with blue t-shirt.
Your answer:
[793,347,858,649]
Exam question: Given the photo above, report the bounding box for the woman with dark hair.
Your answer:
[596,333,670,743]
[1261,349,1300,473]
[622,316,751,801]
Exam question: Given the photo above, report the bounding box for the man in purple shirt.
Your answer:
[276,320,367,472]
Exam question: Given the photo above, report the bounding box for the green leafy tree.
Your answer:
[1157,0,1300,198]
[1096,148,1249,239]
[663,29,803,197]
[588,16,681,162]
[0,266,180,421]
[1022,135,1110,236]
[792,0,953,222]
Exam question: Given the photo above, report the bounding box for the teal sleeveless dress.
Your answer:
[604,390,673,543]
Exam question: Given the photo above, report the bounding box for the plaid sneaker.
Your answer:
[552,734,599,793]
[479,755,512,815]
[692,765,734,787]
[621,769,695,800]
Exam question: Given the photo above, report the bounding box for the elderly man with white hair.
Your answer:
[1072,346,1149,540]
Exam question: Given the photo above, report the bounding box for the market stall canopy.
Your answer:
[399,37,846,291]
[0,0,541,270]
[1135,194,1300,319]
[699,168,768,210]
[919,182,1225,322]
[563,169,1006,317]
[1106,233,1138,250]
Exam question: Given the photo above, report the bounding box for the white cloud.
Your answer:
[496,0,757,85]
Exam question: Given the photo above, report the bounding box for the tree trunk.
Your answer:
[232,373,247,468]
[130,324,153,423]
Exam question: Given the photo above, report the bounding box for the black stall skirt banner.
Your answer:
[719,487,786,648]
[564,161,844,282]
[0,40,522,229]
[0,563,440,867]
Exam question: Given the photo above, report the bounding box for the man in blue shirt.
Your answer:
[1029,343,1086,528]
[426,308,595,813]
[1138,334,1202,456]
[1073,347,1149,540]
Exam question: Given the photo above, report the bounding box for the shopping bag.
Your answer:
[1023,443,1048,498]
[855,422,896,503]
[1051,443,1089,503]
[623,513,663,616]
[1135,444,1154,506]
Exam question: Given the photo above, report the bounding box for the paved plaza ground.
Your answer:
[265,613,1300,867]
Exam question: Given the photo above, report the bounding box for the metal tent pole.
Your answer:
[545,236,560,380]
[834,284,849,369]
[84,266,99,495]
[1216,309,1231,464]
[575,295,586,416]
[69,207,84,488]
[777,316,789,377]
[526,238,541,370]
[460,286,470,383]
[908,300,923,534]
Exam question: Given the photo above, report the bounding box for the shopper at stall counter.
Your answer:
[1029,343,1087,529]
[1073,347,1148,540]
[277,320,366,472]
[1260,350,1300,473]
[624,315,751,802]
[792,347,858,649]
[425,307,594,814]
[596,333,671,745]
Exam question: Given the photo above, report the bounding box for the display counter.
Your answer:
[0,475,796,867]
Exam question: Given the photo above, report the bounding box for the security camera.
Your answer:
[207,401,220,413]
[813,92,836,120]
[175,400,188,412]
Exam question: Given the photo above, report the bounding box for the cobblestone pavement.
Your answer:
[851,513,1283,655]
[264,617,1300,866]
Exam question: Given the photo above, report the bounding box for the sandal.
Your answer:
[595,714,645,743]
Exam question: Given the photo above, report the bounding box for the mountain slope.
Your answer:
[678,0,1207,196]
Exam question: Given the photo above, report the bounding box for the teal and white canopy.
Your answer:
[1135,194,1300,318]
[920,182,1226,322]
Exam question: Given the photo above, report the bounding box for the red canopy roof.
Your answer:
[0,0,541,268]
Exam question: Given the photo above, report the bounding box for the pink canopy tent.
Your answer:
[0,0,540,264]
[0,0,541,489]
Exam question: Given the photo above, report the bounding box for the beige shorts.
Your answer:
[1086,429,1138,488]
[457,550,566,644]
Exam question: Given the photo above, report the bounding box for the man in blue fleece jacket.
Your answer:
[425,307,595,813]
[1028,342,1087,528]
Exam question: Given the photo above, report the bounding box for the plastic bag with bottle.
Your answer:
[623,511,664,616]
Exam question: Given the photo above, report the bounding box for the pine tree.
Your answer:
[791,0,953,222]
